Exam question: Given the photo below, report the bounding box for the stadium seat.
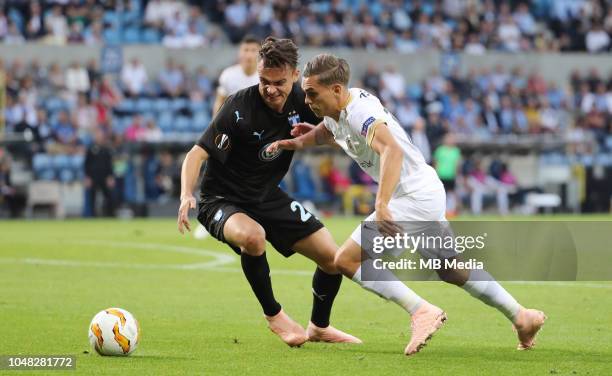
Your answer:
[103,11,121,26]
[103,28,122,45]
[191,112,210,132]
[52,154,70,169]
[116,99,136,113]
[58,169,75,183]
[121,117,134,131]
[188,100,208,113]
[70,155,85,180]
[153,98,171,112]
[158,111,173,132]
[123,28,141,44]
[408,84,422,100]
[32,154,55,180]
[170,98,188,112]
[135,97,153,112]
[121,11,141,27]
[141,28,161,44]
[141,111,156,122]
[291,160,317,201]
[174,116,191,133]
[8,8,24,31]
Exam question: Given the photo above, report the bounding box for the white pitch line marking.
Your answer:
[1,240,611,288]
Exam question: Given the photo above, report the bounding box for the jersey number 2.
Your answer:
[290,201,312,222]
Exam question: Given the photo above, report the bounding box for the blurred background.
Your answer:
[0,0,611,220]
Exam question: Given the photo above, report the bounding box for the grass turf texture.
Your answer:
[1,217,611,375]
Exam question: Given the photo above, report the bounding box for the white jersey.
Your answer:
[323,88,442,198]
[216,64,259,97]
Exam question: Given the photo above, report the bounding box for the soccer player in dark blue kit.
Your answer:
[177,37,361,347]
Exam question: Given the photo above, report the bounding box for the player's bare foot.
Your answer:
[265,309,308,347]
[513,308,547,350]
[306,322,363,344]
[405,302,447,356]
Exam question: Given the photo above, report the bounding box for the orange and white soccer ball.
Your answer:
[88,308,140,356]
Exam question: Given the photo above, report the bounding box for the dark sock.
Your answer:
[240,252,282,316]
[310,267,342,328]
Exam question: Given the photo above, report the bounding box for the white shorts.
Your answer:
[351,186,457,260]
[350,187,447,246]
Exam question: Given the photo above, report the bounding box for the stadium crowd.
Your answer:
[1,53,611,217]
[0,1,610,53]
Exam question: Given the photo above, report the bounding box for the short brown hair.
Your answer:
[303,54,350,87]
[258,37,299,69]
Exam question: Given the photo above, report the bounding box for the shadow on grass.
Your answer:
[317,344,612,363]
[82,354,197,361]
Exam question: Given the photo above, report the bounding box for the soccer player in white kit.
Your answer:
[267,54,546,356]
[212,35,261,115]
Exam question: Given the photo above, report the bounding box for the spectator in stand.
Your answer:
[52,110,78,149]
[466,159,511,215]
[124,115,147,142]
[84,129,115,217]
[65,61,90,95]
[44,5,68,45]
[380,64,405,101]
[26,2,45,40]
[84,21,103,45]
[99,74,123,108]
[585,22,610,53]
[433,133,462,216]
[142,119,163,142]
[361,63,381,96]
[2,0,612,53]
[0,149,26,218]
[224,0,249,43]
[72,94,98,143]
[410,116,431,163]
[121,58,148,97]
[5,22,25,44]
[158,58,185,97]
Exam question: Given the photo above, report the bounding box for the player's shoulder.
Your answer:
[223,84,259,107]
[346,88,383,119]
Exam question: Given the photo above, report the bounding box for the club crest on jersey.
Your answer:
[361,116,376,136]
[287,110,300,126]
[259,142,283,161]
[215,133,231,150]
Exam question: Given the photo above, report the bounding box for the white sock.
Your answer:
[461,269,520,321]
[352,265,423,314]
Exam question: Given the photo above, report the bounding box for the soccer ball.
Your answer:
[88,308,140,356]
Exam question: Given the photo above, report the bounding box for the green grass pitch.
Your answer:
[1,217,611,375]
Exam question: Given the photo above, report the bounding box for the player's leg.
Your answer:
[291,228,362,343]
[468,176,485,214]
[222,213,307,347]
[436,264,545,349]
[334,236,446,356]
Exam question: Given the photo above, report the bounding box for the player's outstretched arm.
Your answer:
[370,123,403,236]
[178,145,209,234]
[267,122,334,153]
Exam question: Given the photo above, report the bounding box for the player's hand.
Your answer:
[375,203,402,237]
[290,122,316,137]
[178,195,196,234]
[266,138,303,153]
